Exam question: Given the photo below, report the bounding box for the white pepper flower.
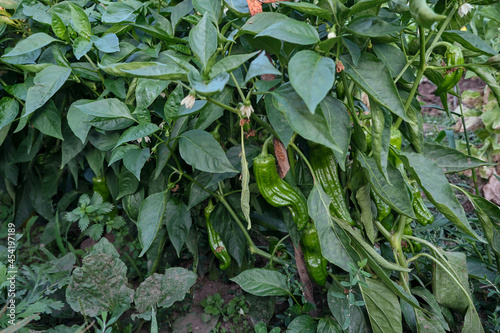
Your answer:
[180,93,196,109]
[144,136,151,143]
[240,104,254,118]
[458,3,473,17]
[328,31,336,39]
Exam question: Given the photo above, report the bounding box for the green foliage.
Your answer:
[64,193,125,241]
[0,0,499,331]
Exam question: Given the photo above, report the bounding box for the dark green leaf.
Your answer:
[442,30,496,56]
[91,33,120,53]
[371,102,392,181]
[209,51,259,78]
[396,150,484,241]
[188,71,229,96]
[357,153,415,218]
[346,16,404,37]
[179,130,237,173]
[189,13,217,72]
[230,269,291,296]
[271,84,342,156]
[341,53,410,123]
[31,100,63,140]
[67,99,93,143]
[349,0,390,16]
[114,123,159,149]
[117,168,139,199]
[74,98,135,121]
[287,315,317,332]
[123,148,150,180]
[281,2,330,19]
[193,0,221,23]
[264,94,294,146]
[360,278,402,333]
[69,3,91,39]
[244,51,282,83]
[308,185,359,272]
[288,50,336,114]
[99,62,188,81]
[423,142,495,173]
[138,191,168,257]
[25,66,71,116]
[256,20,319,45]
[2,32,56,57]
[240,12,290,35]
[164,198,192,257]
[0,97,19,130]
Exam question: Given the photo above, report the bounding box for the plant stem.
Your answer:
[456,85,480,195]
[289,142,316,183]
[168,166,286,266]
[149,227,168,276]
[230,72,246,101]
[394,25,427,131]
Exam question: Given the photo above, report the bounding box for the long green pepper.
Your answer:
[205,200,231,270]
[253,138,308,231]
[435,45,464,96]
[309,143,355,226]
[300,221,328,286]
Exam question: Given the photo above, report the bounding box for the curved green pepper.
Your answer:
[410,180,434,226]
[301,221,328,286]
[380,213,396,234]
[253,143,308,231]
[371,189,391,222]
[435,45,464,96]
[309,143,355,226]
[409,0,446,28]
[205,200,231,270]
[92,177,111,202]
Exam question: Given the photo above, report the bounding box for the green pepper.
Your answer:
[205,200,231,270]
[409,0,446,28]
[92,177,111,202]
[371,189,391,222]
[268,236,289,260]
[309,143,355,226]
[410,180,434,226]
[300,221,328,286]
[435,45,464,96]
[380,213,396,234]
[253,139,308,231]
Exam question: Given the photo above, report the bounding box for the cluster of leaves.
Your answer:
[0,0,499,332]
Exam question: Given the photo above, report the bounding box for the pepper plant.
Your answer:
[0,0,499,331]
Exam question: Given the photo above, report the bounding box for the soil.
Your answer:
[417,75,486,116]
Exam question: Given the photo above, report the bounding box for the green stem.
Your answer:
[407,252,474,307]
[251,113,279,138]
[394,26,427,131]
[123,251,144,280]
[169,166,286,266]
[230,72,246,102]
[340,71,360,125]
[289,142,316,183]
[149,227,168,276]
[374,220,392,241]
[456,85,479,195]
